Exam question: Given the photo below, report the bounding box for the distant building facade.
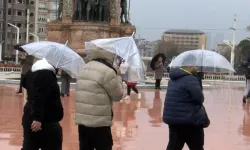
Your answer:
[216,43,231,54]
[0,0,58,58]
[162,29,207,51]
[135,39,157,58]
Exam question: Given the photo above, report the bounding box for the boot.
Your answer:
[243,96,246,104]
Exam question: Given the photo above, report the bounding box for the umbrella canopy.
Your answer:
[171,49,235,73]
[150,53,166,70]
[85,36,144,82]
[20,41,85,79]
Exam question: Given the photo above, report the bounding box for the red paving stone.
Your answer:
[0,83,249,150]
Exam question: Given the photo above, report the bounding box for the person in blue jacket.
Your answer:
[163,54,208,150]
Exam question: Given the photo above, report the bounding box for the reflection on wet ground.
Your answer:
[0,83,250,150]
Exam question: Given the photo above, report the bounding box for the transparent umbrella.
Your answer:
[171,49,235,74]
[85,36,144,82]
[20,41,85,78]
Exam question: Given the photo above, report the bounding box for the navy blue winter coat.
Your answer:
[163,68,206,127]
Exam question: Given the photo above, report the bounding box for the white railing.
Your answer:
[146,72,246,81]
[0,67,247,81]
[0,67,22,74]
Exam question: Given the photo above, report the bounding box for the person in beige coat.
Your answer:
[75,48,124,150]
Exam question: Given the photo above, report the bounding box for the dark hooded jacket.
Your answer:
[22,59,63,123]
[163,68,206,127]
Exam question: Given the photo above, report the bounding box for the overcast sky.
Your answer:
[130,0,250,47]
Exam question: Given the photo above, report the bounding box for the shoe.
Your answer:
[67,94,70,97]
[124,95,130,100]
[138,93,141,99]
[243,96,247,104]
[124,99,131,104]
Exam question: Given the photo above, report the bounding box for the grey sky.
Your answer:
[130,0,250,46]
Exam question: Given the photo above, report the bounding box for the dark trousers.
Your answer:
[198,79,203,89]
[78,125,113,150]
[155,79,161,89]
[21,117,63,150]
[167,125,204,150]
[18,74,25,92]
[127,85,138,95]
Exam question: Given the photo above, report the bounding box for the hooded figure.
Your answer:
[21,58,63,150]
[76,48,123,150]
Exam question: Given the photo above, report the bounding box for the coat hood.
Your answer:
[31,58,56,73]
[86,47,116,64]
[169,68,191,80]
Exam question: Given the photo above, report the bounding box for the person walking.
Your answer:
[163,55,209,150]
[242,57,250,103]
[123,67,141,101]
[75,48,124,150]
[21,58,63,150]
[16,54,34,94]
[154,56,164,89]
[60,70,71,97]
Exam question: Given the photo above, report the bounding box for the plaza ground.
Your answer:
[0,83,249,150]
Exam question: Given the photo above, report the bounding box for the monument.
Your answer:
[46,0,136,54]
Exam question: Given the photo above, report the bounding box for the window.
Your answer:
[30,12,34,17]
[12,33,16,39]
[17,10,22,16]
[8,9,11,15]
[17,23,22,28]
[29,36,33,40]
[29,24,33,28]
[38,15,47,22]
[39,3,47,10]
[17,0,23,4]
[38,27,44,33]
[30,1,34,5]
[8,0,12,3]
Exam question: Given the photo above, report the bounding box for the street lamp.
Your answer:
[29,33,39,42]
[0,41,4,61]
[8,23,19,64]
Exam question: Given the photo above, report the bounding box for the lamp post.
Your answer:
[229,14,236,69]
[29,33,39,42]
[8,23,19,64]
[26,8,30,43]
[0,41,4,61]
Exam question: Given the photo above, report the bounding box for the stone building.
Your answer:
[162,29,207,51]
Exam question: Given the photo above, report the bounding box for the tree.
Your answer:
[238,39,250,56]
[154,40,180,65]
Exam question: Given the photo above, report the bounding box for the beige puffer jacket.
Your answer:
[75,48,123,127]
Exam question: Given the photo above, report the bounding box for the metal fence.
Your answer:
[0,67,247,81]
[145,72,246,81]
[0,67,22,73]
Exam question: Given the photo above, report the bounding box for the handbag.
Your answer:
[202,105,210,128]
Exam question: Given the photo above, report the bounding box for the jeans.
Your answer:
[167,125,204,150]
[78,125,113,150]
[21,116,63,150]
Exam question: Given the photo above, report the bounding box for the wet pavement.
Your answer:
[0,83,249,150]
